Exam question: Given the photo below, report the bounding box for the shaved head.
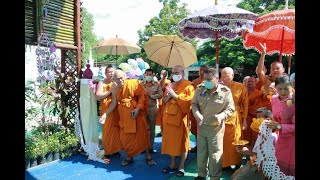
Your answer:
[172,65,185,76]
[112,69,126,87]
[113,69,126,80]
[221,67,234,86]
[222,67,234,75]
[173,65,185,72]
[270,61,285,78]
[271,61,284,68]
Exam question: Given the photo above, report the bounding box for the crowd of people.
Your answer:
[82,44,295,179]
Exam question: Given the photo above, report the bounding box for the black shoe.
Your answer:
[194,176,206,180]
[190,146,197,153]
[222,166,232,171]
[156,133,162,137]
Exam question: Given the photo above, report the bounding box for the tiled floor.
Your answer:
[25,131,196,180]
[26,126,237,180]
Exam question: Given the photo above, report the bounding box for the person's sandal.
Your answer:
[162,166,177,173]
[176,169,185,177]
[146,158,155,165]
[121,158,134,166]
[103,158,111,164]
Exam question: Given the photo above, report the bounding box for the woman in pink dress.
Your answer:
[266,75,295,176]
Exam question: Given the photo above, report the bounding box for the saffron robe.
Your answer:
[161,79,195,156]
[116,79,150,157]
[222,82,248,167]
[100,82,122,155]
[242,89,262,146]
[156,79,171,127]
[249,94,272,141]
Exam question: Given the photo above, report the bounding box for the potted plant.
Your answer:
[34,138,48,165]
[48,133,61,161]
[25,132,38,168]
[46,135,54,162]
[65,132,80,155]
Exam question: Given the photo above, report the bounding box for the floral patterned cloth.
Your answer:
[178,4,257,40]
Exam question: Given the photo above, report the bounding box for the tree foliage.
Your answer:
[196,0,295,78]
[81,8,117,65]
[137,0,195,74]
[237,0,295,15]
[81,8,98,67]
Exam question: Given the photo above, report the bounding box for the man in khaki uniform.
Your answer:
[192,68,235,180]
[141,68,163,153]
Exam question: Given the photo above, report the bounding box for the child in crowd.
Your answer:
[231,107,273,180]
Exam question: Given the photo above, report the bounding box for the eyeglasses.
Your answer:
[172,71,180,75]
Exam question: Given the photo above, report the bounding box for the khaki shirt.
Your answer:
[192,83,235,136]
[142,81,163,107]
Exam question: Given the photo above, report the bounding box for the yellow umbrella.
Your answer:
[143,34,197,68]
[94,35,141,66]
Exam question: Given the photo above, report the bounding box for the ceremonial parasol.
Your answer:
[243,8,295,74]
[178,0,257,74]
[243,9,295,57]
[94,35,141,67]
[143,34,197,68]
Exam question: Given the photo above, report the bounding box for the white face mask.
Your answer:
[160,75,164,79]
[172,74,182,82]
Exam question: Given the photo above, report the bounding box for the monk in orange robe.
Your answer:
[220,67,249,170]
[161,65,195,177]
[103,69,154,166]
[155,70,171,136]
[248,82,275,142]
[242,76,262,147]
[256,43,285,94]
[96,65,122,163]
[189,65,208,153]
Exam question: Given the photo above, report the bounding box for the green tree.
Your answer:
[137,0,195,74]
[81,9,112,66]
[81,8,98,67]
[196,0,295,79]
[237,0,295,15]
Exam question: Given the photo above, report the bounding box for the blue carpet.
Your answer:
[26,131,196,180]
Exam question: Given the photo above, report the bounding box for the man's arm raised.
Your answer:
[256,43,267,84]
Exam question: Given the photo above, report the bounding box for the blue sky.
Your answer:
[81,0,240,45]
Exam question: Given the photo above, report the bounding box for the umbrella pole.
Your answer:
[116,45,118,68]
[288,55,291,75]
[215,31,219,77]
[279,27,285,62]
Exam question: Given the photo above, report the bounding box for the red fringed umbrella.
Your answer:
[243,9,295,74]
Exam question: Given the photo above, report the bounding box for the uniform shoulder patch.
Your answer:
[220,84,230,91]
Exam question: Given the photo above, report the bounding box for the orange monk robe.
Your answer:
[189,77,205,136]
[255,79,263,91]
[223,82,249,168]
[242,89,262,146]
[116,79,150,157]
[248,93,272,142]
[156,79,171,127]
[100,83,122,155]
[161,79,195,156]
